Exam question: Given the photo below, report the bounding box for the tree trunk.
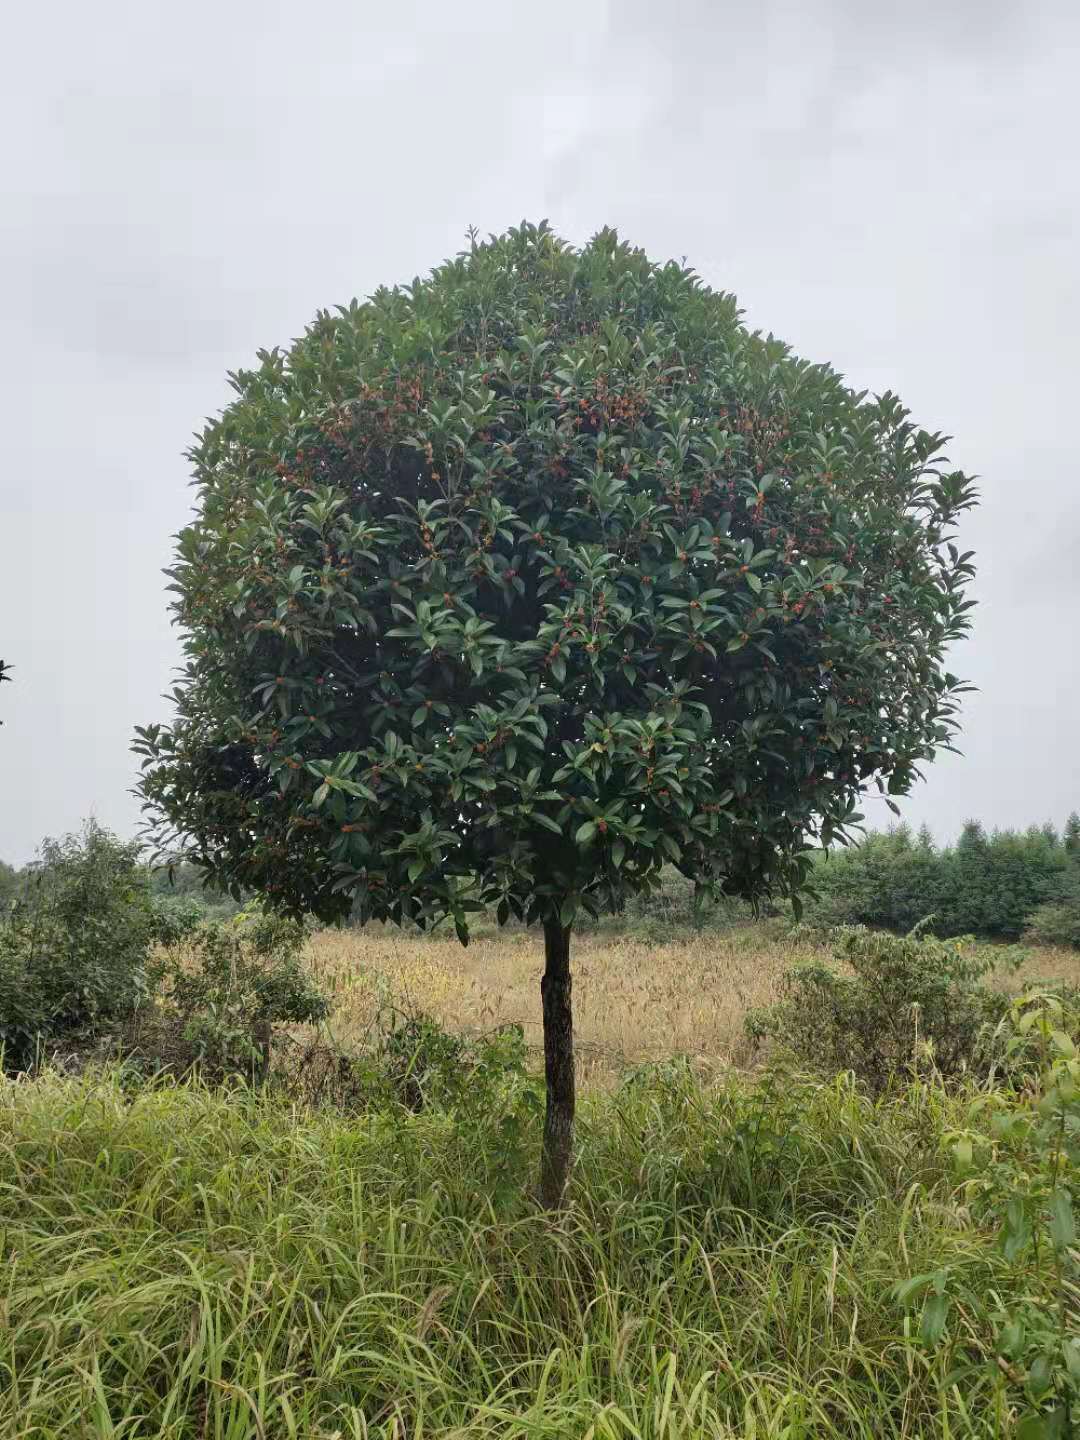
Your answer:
[539,916,575,1207]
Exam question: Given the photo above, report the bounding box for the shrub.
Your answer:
[375,1010,537,1114]
[1024,870,1080,950]
[896,989,1080,1433]
[0,859,20,910]
[746,926,1016,1093]
[0,823,158,1073]
[149,893,207,944]
[150,910,329,1080]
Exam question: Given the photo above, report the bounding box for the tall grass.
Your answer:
[1,1064,1022,1439]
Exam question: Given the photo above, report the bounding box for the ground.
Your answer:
[302,920,1080,1083]
[5,923,1078,1437]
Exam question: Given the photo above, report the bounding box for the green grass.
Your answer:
[0,1063,1033,1439]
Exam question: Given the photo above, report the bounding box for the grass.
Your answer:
[5,919,1078,1437]
[0,1062,1018,1439]
[304,919,1080,1083]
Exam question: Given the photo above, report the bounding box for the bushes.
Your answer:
[897,989,1080,1433]
[804,821,1075,941]
[746,927,1019,1092]
[0,823,160,1072]
[0,827,329,1082]
[1024,870,1080,949]
[147,910,329,1080]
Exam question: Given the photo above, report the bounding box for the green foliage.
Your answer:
[746,927,1017,1092]
[1025,886,1080,949]
[0,823,158,1073]
[135,221,977,936]
[0,858,19,909]
[147,859,245,918]
[1025,852,1080,949]
[804,821,1072,940]
[896,991,1080,1436]
[4,1056,1070,1437]
[154,910,329,1079]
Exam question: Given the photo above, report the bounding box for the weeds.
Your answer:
[0,1063,1020,1439]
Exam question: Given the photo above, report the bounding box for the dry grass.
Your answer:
[305,921,811,1082]
[300,921,1080,1086]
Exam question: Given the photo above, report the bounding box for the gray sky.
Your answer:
[3,0,1078,864]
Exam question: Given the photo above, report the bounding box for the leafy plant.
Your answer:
[897,991,1080,1437]
[1026,868,1080,950]
[155,910,329,1079]
[135,221,978,1203]
[746,926,1014,1093]
[0,823,158,1072]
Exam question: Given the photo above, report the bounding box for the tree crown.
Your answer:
[136,222,977,936]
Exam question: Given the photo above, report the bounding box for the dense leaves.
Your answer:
[136,222,977,933]
[803,821,1076,941]
[0,824,159,1072]
[746,927,1015,1094]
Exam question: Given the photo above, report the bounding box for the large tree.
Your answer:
[136,223,977,1203]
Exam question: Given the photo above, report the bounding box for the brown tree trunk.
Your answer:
[539,916,575,1207]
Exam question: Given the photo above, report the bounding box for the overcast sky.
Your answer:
[2,0,1077,864]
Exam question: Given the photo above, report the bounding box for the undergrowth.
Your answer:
[1,1057,1066,1438]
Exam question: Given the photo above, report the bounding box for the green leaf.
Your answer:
[921,1291,949,1346]
[1002,1197,1031,1263]
[1051,1030,1076,1058]
[312,782,330,808]
[1049,1189,1075,1250]
[560,895,578,927]
[411,705,428,728]
[575,821,597,846]
[1028,1351,1054,1396]
[892,1273,934,1305]
[998,1320,1025,1358]
[611,839,626,868]
[1016,1415,1056,1440]
[533,813,563,836]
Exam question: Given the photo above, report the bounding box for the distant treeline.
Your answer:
[3,815,1079,949]
[0,854,242,920]
[803,816,1080,945]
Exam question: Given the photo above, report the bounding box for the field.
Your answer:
[303,921,1080,1083]
[4,922,1080,1438]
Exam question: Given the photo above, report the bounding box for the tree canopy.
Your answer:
[136,221,977,1199]
[137,222,976,928]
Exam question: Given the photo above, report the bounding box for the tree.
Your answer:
[0,659,10,727]
[0,859,20,908]
[135,223,978,1203]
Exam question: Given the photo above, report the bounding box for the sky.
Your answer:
[2,0,1078,865]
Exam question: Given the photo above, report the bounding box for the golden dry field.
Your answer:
[300,921,1080,1085]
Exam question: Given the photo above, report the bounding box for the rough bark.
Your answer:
[538,916,575,1207]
